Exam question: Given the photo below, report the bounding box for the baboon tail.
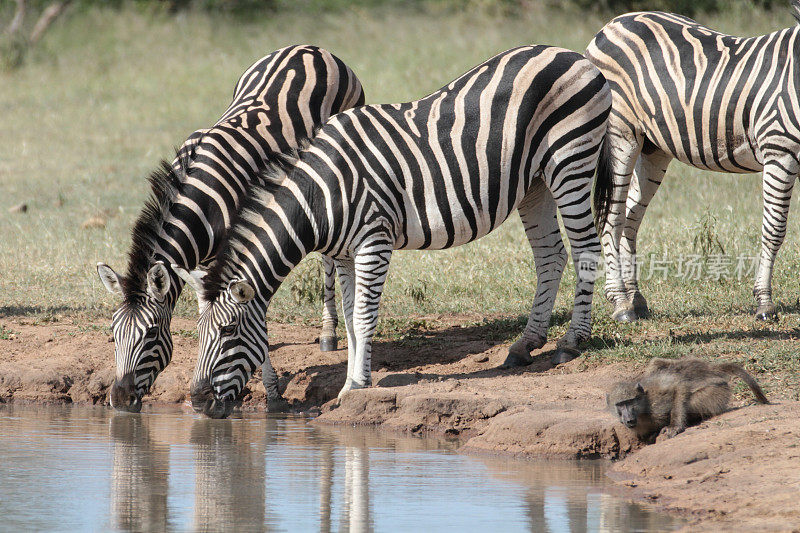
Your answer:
[717,363,770,404]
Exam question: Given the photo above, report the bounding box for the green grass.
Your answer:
[0,326,15,340]
[1,3,799,396]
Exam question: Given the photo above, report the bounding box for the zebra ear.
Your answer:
[228,280,255,304]
[97,263,123,296]
[146,262,171,302]
[171,264,209,313]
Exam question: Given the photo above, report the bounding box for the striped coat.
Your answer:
[180,46,612,418]
[97,45,364,411]
[586,8,800,322]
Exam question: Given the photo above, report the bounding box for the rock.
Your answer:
[150,371,189,404]
[472,353,489,363]
[86,367,115,398]
[463,407,638,459]
[81,216,106,229]
[480,400,505,419]
[8,203,27,213]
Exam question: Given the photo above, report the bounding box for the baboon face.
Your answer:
[607,382,646,428]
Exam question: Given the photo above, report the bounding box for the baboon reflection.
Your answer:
[109,415,169,532]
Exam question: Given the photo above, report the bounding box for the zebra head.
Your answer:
[97,261,174,412]
[178,268,266,419]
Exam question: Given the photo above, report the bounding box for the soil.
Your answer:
[1,314,798,531]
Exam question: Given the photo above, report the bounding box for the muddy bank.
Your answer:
[608,402,800,531]
[322,383,800,531]
[0,315,798,530]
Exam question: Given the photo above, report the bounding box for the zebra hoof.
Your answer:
[267,396,289,413]
[502,350,533,368]
[631,292,650,319]
[319,336,338,352]
[551,347,580,366]
[755,304,778,322]
[337,378,370,401]
[611,306,637,323]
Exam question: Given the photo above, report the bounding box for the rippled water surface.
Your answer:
[0,404,682,532]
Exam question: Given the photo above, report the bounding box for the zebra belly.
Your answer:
[640,117,762,173]
[396,198,517,251]
[669,136,762,173]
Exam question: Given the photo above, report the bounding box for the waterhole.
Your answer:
[0,404,682,532]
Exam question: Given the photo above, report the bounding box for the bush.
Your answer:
[550,0,786,17]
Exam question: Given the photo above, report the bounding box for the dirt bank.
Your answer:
[0,315,798,530]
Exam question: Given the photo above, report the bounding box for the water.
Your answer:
[0,405,682,532]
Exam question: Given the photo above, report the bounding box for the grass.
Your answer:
[0,326,15,340]
[1,3,799,396]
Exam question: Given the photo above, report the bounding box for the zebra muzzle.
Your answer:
[191,380,234,419]
[110,374,142,413]
[204,398,234,419]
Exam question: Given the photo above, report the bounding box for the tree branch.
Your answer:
[6,0,26,37]
[29,0,72,45]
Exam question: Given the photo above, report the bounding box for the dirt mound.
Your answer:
[608,403,800,531]
[320,368,643,460]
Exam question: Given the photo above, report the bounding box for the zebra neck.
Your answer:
[792,25,800,90]
[156,168,242,269]
[227,175,326,307]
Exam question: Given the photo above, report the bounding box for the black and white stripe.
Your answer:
[586,7,800,321]
[183,46,612,418]
[96,45,364,411]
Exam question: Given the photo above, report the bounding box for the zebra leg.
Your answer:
[550,181,604,365]
[319,255,339,352]
[337,240,392,400]
[620,148,671,319]
[601,127,642,322]
[504,181,566,367]
[335,257,358,389]
[753,158,798,320]
[261,350,287,412]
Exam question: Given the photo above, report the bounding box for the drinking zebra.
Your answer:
[96,45,364,412]
[176,45,612,418]
[586,7,800,322]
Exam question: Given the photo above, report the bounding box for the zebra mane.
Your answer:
[121,147,193,302]
[794,0,800,25]
[201,150,297,302]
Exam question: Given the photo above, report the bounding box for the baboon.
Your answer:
[607,358,769,442]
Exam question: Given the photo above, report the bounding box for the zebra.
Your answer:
[175,45,612,418]
[95,45,364,412]
[585,6,800,322]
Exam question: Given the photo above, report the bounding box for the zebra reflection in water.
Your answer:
[316,438,373,533]
[109,415,169,532]
[190,418,271,531]
[109,413,275,531]
[106,415,675,531]
[476,456,679,532]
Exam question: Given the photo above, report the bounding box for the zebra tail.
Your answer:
[592,134,613,232]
